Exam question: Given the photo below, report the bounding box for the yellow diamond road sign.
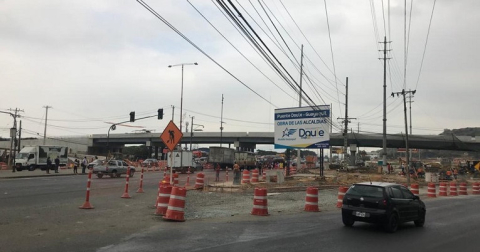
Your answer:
[160,120,183,151]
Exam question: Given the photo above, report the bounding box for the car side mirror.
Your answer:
[413,195,420,200]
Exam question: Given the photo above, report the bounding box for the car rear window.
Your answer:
[346,185,385,198]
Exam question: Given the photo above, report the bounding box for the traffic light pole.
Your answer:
[107,115,157,158]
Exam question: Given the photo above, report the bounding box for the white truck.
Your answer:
[167,150,195,173]
[14,145,69,171]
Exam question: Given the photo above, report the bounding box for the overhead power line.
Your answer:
[136,0,277,108]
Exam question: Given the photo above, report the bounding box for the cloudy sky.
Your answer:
[1,0,478,149]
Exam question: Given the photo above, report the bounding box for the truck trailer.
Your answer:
[167,150,195,173]
[208,147,235,170]
[14,145,69,171]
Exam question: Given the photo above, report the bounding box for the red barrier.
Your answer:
[242,170,250,184]
[304,187,320,212]
[459,182,468,195]
[121,167,131,198]
[427,183,436,198]
[136,167,145,193]
[79,170,94,209]
[163,186,186,222]
[336,186,349,208]
[251,188,268,216]
[410,183,419,196]
[449,182,458,196]
[155,182,172,216]
[439,182,447,196]
[195,172,204,189]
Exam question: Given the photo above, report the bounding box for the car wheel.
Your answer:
[342,213,355,227]
[29,165,36,171]
[384,213,399,233]
[129,170,135,178]
[97,174,104,179]
[414,210,426,227]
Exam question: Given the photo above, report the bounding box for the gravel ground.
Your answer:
[183,189,340,220]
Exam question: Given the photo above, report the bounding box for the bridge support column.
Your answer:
[349,144,357,166]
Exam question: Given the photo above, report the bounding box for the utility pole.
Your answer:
[297,44,304,170]
[171,105,175,121]
[391,89,416,186]
[5,108,23,172]
[357,122,360,134]
[17,120,22,152]
[220,94,224,147]
[337,78,356,166]
[407,89,415,160]
[43,105,51,145]
[329,103,332,164]
[379,36,391,170]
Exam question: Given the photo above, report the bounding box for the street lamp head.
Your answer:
[168,65,172,68]
[194,62,198,65]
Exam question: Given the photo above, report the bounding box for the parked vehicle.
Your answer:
[142,158,158,167]
[92,160,135,178]
[341,182,426,233]
[14,145,68,171]
[208,147,235,170]
[87,159,104,169]
[167,151,195,173]
[234,151,256,170]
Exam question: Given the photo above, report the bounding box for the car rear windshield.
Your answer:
[346,185,385,198]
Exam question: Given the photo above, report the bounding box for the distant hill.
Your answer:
[440,128,480,137]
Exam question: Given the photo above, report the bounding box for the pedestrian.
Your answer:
[233,162,241,185]
[46,156,52,174]
[73,159,79,174]
[215,163,220,182]
[54,156,60,173]
[453,168,458,179]
[81,157,87,174]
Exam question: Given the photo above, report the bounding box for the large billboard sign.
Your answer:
[274,106,330,149]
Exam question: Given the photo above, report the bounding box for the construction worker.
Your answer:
[446,170,452,180]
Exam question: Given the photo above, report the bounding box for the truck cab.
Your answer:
[15,147,37,171]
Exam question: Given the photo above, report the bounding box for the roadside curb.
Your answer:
[0,173,85,180]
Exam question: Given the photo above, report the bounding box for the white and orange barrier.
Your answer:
[155,182,172,216]
[449,182,458,196]
[251,188,268,216]
[242,170,250,184]
[121,167,132,198]
[79,170,94,209]
[427,183,436,198]
[163,186,186,222]
[459,182,468,195]
[251,169,259,183]
[336,186,349,208]
[173,173,179,186]
[136,168,145,193]
[304,187,320,212]
[195,172,204,189]
[0,162,7,170]
[439,182,448,196]
[410,183,419,196]
[473,182,480,195]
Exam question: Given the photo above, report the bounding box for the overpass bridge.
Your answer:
[89,131,480,156]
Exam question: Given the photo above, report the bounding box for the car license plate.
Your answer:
[355,211,366,217]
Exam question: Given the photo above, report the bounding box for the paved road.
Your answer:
[0,169,230,252]
[98,196,480,252]
[2,172,479,252]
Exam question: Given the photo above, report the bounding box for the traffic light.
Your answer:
[129,111,135,122]
[158,109,163,120]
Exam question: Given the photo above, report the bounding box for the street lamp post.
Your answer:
[169,62,198,171]
[107,124,117,159]
[168,62,198,133]
[190,116,204,150]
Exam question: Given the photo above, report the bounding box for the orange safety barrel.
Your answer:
[304,187,320,212]
[251,188,268,216]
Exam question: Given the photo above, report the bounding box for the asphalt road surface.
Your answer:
[2,173,480,252]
